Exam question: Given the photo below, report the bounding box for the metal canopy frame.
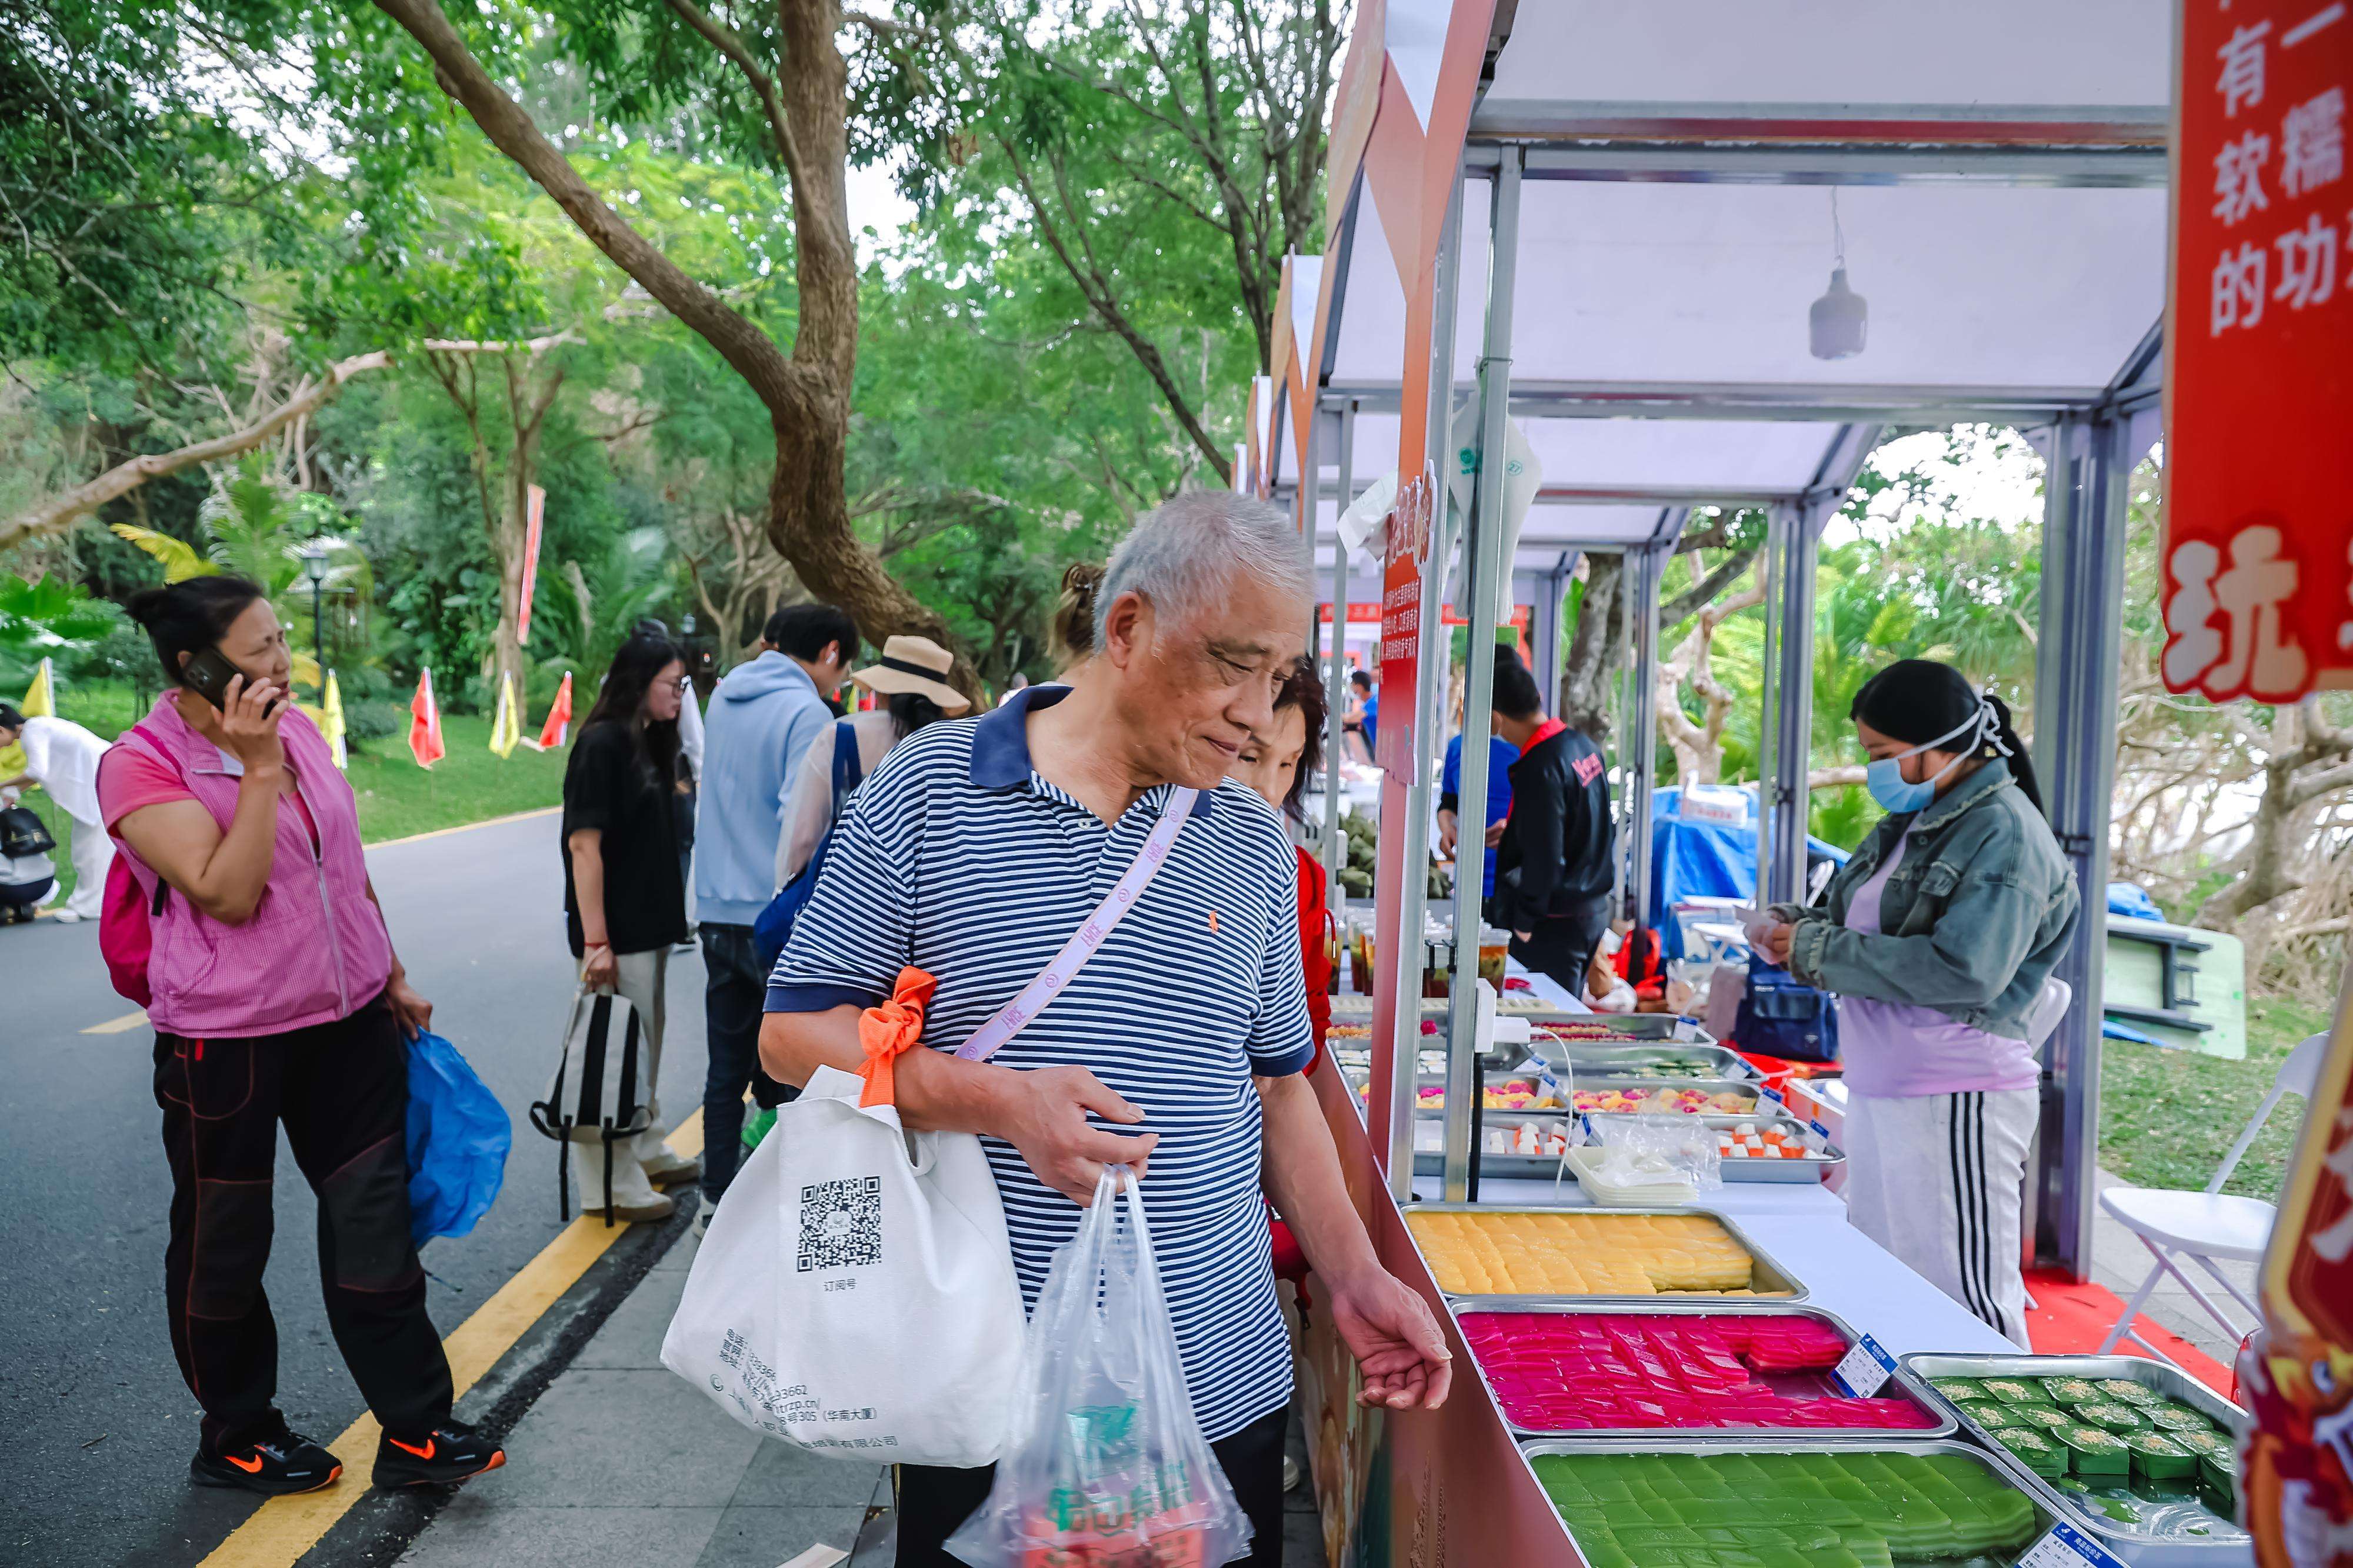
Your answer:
[1293,0,2169,1277]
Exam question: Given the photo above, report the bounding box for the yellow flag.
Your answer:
[21,658,55,717]
[1,659,50,778]
[322,670,348,770]
[489,671,521,758]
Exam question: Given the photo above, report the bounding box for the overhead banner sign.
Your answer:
[1376,463,1438,785]
[2162,0,2352,702]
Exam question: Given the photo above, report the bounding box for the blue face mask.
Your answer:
[1864,709,1984,815]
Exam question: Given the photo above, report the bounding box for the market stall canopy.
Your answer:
[1298,0,2172,558]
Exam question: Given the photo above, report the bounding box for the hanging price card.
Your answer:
[1830,1333,1898,1397]
[2017,1522,2132,1568]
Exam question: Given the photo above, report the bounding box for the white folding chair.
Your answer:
[2095,1030,2331,1365]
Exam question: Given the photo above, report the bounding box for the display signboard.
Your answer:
[1376,463,1439,785]
[2239,1019,2353,1568]
[2163,0,2353,701]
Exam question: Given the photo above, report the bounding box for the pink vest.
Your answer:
[110,695,392,1038]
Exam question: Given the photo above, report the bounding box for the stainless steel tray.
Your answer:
[1401,1202,1809,1303]
[1527,1037,1754,1080]
[1406,1104,1846,1183]
[1901,1352,2251,1566]
[1442,1299,1954,1441]
[1516,1437,2057,1567]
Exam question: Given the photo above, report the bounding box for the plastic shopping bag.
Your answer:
[945,1166,1254,1568]
[405,1030,512,1246]
[661,1063,1024,1466]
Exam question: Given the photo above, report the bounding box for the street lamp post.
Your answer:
[299,548,329,703]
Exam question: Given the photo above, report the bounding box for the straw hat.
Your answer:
[850,635,970,714]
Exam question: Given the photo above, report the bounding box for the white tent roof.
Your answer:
[1305,0,2171,556]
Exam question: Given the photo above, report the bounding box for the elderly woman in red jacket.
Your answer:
[1229,659,1334,1307]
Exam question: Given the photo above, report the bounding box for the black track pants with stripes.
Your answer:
[153,992,454,1456]
[1842,1086,2039,1347]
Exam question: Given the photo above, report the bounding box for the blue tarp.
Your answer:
[1643,788,1849,960]
[2107,881,2165,922]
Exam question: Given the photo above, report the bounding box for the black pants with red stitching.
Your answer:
[152,992,454,1456]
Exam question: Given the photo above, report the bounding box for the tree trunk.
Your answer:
[369,0,984,702]
[1558,555,1625,739]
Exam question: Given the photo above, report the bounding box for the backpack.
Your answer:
[528,987,656,1225]
[97,723,172,1006]
[0,803,55,858]
[751,718,864,973]
[1735,954,1840,1063]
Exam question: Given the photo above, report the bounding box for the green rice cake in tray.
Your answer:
[2148,1402,2220,1434]
[2056,1424,2134,1476]
[1983,1377,2055,1406]
[2041,1376,2104,1406]
[1958,1400,2021,1430]
[2123,1430,2197,1481]
[1528,1448,2041,1566]
[2010,1403,2076,1432]
[2169,1427,2235,1463]
[1929,1377,1987,1404]
[1994,1427,2069,1480]
[2077,1400,2148,1432]
[2095,1378,2166,1408]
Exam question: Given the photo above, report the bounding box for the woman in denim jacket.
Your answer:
[1759,659,2078,1345]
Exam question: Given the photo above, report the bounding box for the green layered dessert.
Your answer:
[2095,1378,2164,1408]
[2057,1424,2132,1476]
[2041,1377,2102,1407]
[1532,1449,2041,1567]
[1984,1378,2054,1406]
[1929,1377,1986,1404]
[2170,1427,2234,1464]
[2011,1404,2075,1432]
[1995,1427,2069,1479]
[2148,1402,2218,1434]
[2124,1431,2196,1481]
[2077,1401,2147,1432]
[1959,1400,2020,1430]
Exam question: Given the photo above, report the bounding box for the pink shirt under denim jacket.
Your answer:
[98,693,392,1038]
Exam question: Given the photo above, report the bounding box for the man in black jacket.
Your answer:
[1486,659,1616,993]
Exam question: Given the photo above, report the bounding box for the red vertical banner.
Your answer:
[1375,466,1439,785]
[2164,0,2353,701]
[518,482,546,648]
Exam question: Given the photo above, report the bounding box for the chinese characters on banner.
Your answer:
[1376,463,1439,786]
[2164,0,2353,702]
[2237,1023,2353,1568]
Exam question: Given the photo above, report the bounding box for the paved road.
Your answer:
[0,810,712,1567]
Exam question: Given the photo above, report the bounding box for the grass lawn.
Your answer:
[2098,993,2332,1198]
[13,685,566,905]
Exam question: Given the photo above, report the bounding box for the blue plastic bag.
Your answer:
[406,1030,512,1246]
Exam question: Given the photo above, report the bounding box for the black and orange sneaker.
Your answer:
[189,1432,344,1496]
[371,1419,506,1489]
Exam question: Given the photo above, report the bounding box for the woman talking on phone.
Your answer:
[1755,660,2078,1346]
[97,576,504,1497]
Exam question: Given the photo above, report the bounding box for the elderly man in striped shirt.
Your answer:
[761,492,1450,1567]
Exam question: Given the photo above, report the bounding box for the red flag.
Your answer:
[408,668,446,769]
[531,670,573,752]
[517,483,546,648]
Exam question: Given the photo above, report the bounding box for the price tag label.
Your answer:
[1831,1333,1898,1397]
[2017,1523,2132,1568]
[1761,1085,1786,1104]
[1809,1119,1833,1140]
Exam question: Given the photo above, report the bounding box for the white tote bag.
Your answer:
[662,786,1199,1467]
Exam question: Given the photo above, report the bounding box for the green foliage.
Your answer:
[0,571,121,689]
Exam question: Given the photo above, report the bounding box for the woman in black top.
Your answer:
[560,630,701,1220]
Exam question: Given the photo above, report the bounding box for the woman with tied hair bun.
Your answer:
[1755,657,2078,1347]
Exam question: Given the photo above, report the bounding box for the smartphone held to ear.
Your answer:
[183,647,284,718]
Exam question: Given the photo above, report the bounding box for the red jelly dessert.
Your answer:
[1457,1311,1939,1433]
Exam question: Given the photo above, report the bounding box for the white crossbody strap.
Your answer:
[954,786,1198,1062]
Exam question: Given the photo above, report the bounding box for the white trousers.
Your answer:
[572,948,676,1208]
[1842,1086,2039,1347]
[59,810,112,919]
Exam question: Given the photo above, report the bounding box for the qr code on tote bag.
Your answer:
[797,1176,884,1272]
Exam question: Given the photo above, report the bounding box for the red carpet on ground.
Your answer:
[2022,1267,2237,1396]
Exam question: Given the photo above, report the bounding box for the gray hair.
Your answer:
[1095,490,1313,647]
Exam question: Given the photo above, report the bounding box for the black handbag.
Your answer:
[0,804,56,859]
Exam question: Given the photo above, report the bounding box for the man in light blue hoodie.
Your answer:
[694,602,858,1207]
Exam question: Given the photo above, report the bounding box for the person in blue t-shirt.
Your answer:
[1437,729,1519,896]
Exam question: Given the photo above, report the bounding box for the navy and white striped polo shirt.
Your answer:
[766,684,1314,1442]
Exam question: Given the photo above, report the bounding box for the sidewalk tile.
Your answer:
[574,1263,692,1370]
[728,1436,888,1509]
[489,1369,762,1509]
[694,1504,871,1568]
[396,1496,725,1567]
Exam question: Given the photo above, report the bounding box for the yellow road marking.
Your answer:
[196,1107,705,1568]
[365,805,560,850]
[81,1009,149,1035]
